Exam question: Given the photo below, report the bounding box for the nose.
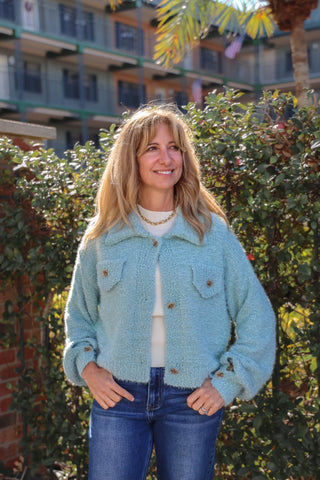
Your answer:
[159,147,172,164]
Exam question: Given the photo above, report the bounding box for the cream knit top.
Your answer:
[137,205,177,367]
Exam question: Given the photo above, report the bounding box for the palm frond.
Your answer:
[212,3,245,35]
[153,0,275,67]
[241,7,275,38]
[108,0,122,11]
[154,0,221,67]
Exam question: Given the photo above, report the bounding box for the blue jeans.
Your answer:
[89,367,224,480]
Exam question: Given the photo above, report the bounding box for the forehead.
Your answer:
[147,123,174,142]
[140,118,183,145]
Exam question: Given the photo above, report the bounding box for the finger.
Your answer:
[186,389,201,407]
[95,388,124,409]
[94,394,110,410]
[103,389,123,404]
[112,383,135,402]
[198,407,207,416]
[192,398,206,412]
[97,371,135,402]
[206,402,223,416]
[188,389,207,409]
[206,405,219,416]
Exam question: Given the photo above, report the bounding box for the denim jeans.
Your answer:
[89,367,224,480]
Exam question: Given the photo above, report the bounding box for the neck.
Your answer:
[138,189,175,211]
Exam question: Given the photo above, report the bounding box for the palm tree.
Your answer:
[267,0,318,104]
[153,0,319,106]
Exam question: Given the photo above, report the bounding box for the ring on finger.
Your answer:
[200,406,209,415]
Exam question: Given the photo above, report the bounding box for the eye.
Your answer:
[169,144,180,151]
[146,145,157,152]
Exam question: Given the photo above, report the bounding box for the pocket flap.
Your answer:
[97,259,125,291]
[191,264,223,299]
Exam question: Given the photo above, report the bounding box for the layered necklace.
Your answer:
[136,204,177,226]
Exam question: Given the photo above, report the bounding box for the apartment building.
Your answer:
[242,5,320,98]
[0,0,319,155]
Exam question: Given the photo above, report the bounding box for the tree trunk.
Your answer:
[290,19,310,106]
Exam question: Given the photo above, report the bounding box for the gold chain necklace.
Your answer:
[136,204,177,226]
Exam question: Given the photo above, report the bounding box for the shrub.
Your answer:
[0,91,319,479]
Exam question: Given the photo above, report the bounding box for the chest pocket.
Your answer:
[97,259,126,292]
[191,264,223,299]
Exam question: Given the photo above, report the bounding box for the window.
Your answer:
[276,50,292,79]
[59,5,94,41]
[63,70,78,99]
[200,47,222,73]
[0,0,15,21]
[283,49,311,77]
[60,5,76,37]
[63,70,97,102]
[15,61,42,94]
[84,74,97,102]
[83,11,94,41]
[155,87,166,104]
[23,61,42,93]
[173,90,187,107]
[115,22,143,55]
[285,51,293,75]
[118,81,145,108]
[309,42,320,74]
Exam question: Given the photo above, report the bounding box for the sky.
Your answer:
[229,0,268,10]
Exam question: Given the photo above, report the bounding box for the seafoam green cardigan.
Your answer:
[63,211,276,405]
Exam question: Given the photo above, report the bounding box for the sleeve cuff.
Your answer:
[76,345,97,382]
[210,368,242,405]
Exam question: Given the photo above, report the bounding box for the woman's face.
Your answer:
[137,123,183,204]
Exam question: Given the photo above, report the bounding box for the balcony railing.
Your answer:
[0,0,156,61]
[260,49,320,85]
[0,66,189,117]
[0,1,319,97]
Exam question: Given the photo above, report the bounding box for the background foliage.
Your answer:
[0,90,319,479]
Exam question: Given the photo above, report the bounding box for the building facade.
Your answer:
[0,0,319,155]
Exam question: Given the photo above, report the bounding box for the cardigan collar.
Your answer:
[104,209,202,246]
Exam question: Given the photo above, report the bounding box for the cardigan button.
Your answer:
[167,302,175,309]
[152,239,159,247]
[207,279,213,287]
[215,370,224,378]
[102,269,108,277]
[170,368,179,374]
[84,346,92,352]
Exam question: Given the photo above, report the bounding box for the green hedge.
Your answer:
[0,90,319,479]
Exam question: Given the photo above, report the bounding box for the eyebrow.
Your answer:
[147,140,177,146]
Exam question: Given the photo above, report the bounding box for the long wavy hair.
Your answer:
[84,104,228,244]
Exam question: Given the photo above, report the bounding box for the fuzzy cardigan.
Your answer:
[63,211,276,405]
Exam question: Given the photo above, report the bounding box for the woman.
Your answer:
[63,105,275,480]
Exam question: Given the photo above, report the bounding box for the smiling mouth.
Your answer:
[154,170,174,175]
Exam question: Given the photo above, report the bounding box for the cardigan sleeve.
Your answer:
[63,237,100,386]
[210,226,276,405]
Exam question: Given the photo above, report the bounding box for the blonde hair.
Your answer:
[85,104,228,244]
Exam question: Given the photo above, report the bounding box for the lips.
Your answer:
[154,170,174,174]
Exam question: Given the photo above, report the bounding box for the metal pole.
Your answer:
[14,0,26,121]
[136,0,144,105]
[14,36,27,122]
[254,39,262,102]
[180,70,188,109]
[76,0,88,142]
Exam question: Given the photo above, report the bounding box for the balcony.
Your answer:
[0,0,156,61]
[0,64,190,118]
[0,0,319,110]
[261,47,320,86]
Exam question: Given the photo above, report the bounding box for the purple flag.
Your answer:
[192,77,202,104]
[225,33,245,59]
